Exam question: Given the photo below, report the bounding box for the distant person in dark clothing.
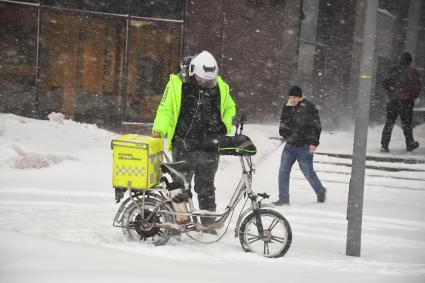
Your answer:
[152,51,236,227]
[273,85,326,206]
[380,52,421,152]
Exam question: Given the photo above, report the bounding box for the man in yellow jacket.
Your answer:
[152,51,236,229]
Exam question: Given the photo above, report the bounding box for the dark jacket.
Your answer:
[173,81,227,151]
[279,98,321,147]
[383,65,421,101]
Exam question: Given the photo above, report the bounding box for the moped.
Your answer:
[113,116,292,258]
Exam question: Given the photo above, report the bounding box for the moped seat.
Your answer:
[161,161,192,174]
[219,135,257,156]
[161,161,192,185]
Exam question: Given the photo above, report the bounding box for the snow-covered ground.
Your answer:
[0,113,424,283]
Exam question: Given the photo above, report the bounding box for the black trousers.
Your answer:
[381,99,415,148]
[171,145,219,212]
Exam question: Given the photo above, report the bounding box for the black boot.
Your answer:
[407,141,419,152]
[379,146,389,153]
[200,213,217,235]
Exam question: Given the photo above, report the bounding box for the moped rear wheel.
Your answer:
[122,198,175,246]
[239,209,292,258]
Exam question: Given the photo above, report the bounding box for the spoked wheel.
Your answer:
[239,209,292,258]
[122,198,175,246]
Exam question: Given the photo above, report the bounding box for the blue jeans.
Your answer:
[278,144,325,201]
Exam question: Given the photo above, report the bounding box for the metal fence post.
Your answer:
[33,3,42,118]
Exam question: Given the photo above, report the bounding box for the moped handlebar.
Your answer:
[234,114,247,136]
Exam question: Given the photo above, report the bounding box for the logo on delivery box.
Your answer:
[118,153,142,162]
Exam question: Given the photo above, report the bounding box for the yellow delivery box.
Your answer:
[112,134,164,190]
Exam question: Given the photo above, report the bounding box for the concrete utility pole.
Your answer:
[346,0,378,257]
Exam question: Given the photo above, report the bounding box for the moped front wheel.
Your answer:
[239,209,292,258]
[122,198,175,246]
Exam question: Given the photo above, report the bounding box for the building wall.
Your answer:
[0,4,38,117]
[184,0,302,123]
[1,0,423,130]
[313,0,357,128]
[0,1,184,130]
[368,0,425,123]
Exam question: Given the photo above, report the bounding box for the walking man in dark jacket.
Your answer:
[380,52,421,152]
[273,85,326,205]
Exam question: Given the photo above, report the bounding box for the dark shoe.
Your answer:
[317,188,327,203]
[200,218,218,235]
[272,199,290,206]
[200,215,217,235]
[380,146,389,153]
[407,141,419,152]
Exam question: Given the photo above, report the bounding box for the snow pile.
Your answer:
[3,112,78,169]
[9,145,76,169]
[47,112,65,124]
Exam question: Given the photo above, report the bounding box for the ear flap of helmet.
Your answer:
[188,52,199,78]
[178,56,193,83]
[190,63,195,76]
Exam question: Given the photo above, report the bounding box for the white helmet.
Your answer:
[189,51,219,88]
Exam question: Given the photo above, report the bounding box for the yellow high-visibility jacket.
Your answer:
[152,74,236,150]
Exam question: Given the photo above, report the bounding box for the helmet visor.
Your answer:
[194,74,217,88]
